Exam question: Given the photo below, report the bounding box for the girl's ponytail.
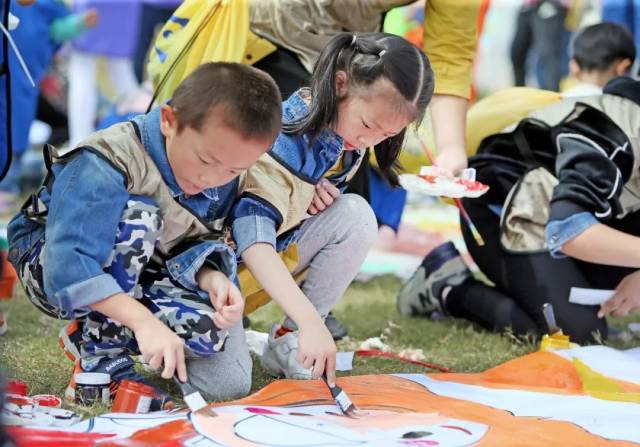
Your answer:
[284,34,355,140]
[286,32,434,188]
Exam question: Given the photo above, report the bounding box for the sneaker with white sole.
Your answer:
[261,325,313,380]
[397,241,471,317]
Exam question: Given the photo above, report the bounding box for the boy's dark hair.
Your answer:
[572,22,636,72]
[171,62,282,140]
[285,32,435,186]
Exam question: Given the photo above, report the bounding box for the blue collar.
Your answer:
[132,107,219,200]
[284,89,344,155]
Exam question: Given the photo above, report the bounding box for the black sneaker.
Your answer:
[325,312,348,340]
[397,241,471,317]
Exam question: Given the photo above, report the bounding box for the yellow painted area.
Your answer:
[574,358,640,404]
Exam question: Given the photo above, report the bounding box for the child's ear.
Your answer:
[335,71,349,98]
[613,58,632,76]
[159,104,177,138]
[569,59,580,77]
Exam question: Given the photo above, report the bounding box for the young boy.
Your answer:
[564,21,636,97]
[7,62,282,402]
[464,22,637,157]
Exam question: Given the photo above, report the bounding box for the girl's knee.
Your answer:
[336,194,377,242]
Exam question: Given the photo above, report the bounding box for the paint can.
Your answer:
[74,373,110,406]
[32,394,63,408]
[112,380,155,414]
[5,379,28,396]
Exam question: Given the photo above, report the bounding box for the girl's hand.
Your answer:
[132,315,187,382]
[308,179,340,215]
[199,269,244,330]
[297,320,337,385]
[599,270,640,318]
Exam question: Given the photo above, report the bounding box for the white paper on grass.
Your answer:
[399,369,640,444]
[553,345,640,385]
[336,351,355,371]
[568,287,614,305]
[26,405,489,446]
[190,405,488,447]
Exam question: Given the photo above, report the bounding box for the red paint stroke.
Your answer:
[441,425,473,435]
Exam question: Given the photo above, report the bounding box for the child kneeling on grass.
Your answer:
[7,62,282,404]
[232,32,434,385]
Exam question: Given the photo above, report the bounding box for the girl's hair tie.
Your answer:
[351,35,357,45]
[378,49,386,57]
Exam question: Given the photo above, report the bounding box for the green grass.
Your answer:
[1,275,639,416]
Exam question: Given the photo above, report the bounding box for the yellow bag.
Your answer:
[148,0,275,103]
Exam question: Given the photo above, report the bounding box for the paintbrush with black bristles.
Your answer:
[321,374,359,418]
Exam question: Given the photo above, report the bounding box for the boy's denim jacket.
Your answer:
[7,107,237,317]
[231,88,363,256]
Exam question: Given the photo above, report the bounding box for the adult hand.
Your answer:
[599,270,640,318]
[434,147,468,177]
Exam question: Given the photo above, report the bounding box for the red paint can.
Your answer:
[32,394,63,408]
[5,379,28,396]
[112,380,156,414]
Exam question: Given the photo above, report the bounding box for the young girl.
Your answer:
[230,32,434,385]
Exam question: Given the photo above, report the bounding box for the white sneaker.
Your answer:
[261,325,313,380]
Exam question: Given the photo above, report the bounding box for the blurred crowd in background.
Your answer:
[1,0,639,213]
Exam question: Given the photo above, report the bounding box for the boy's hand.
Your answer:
[308,179,340,215]
[297,319,337,385]
[199,270,244,330]
[83,9,98,28]
[599,270,640,318]
[133,315,187,382]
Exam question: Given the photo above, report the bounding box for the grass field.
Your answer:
[2,273,638,417]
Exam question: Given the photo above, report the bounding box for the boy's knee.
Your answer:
[186,351,252,401]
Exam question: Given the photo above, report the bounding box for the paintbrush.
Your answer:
[321,374,359,418]
[539,303,573,351]
[418,139,485,246]
[173,375,217,417]
[542,303,561,335]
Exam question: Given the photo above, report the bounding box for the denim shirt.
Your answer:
[7,107,238,316]
[545,212,598,258]
[486,203,598,258]
[231,89,363,255]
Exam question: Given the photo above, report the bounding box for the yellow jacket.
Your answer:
[424,0,482,99]
[149,0,482,103]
